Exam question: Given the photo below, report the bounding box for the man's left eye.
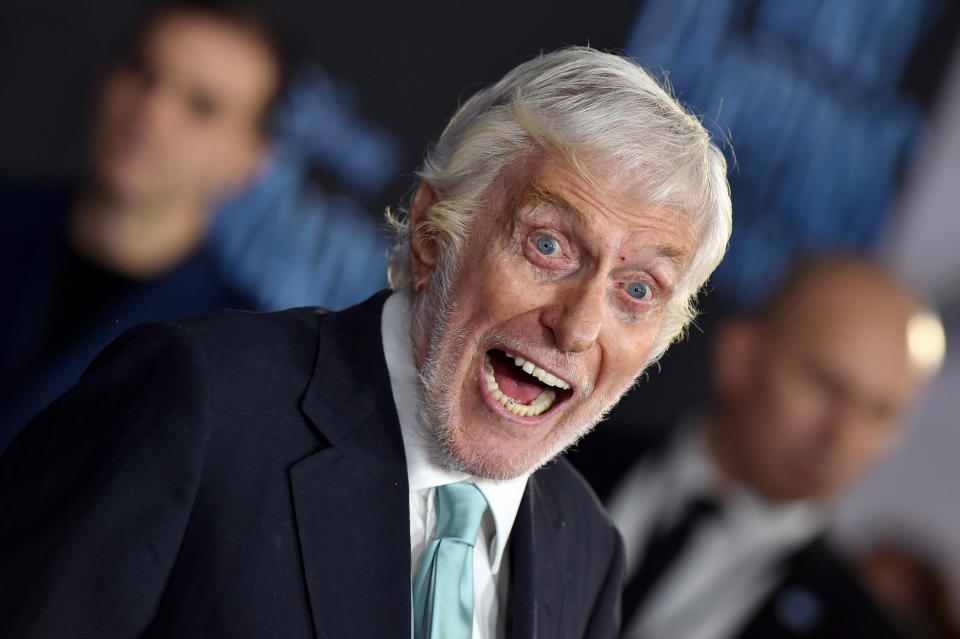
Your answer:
[535,236,560,256]
[626,282,649,299]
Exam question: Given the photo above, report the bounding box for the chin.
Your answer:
[440,433,538,481]
[438,419,585,481]
[429,361,615,481]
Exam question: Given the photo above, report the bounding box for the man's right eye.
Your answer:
[535,236,560,256]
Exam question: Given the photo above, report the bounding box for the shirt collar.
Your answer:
[381,291,529,572]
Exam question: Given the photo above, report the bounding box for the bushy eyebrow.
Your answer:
[521,183,591,226]
[649,244,686,270]
[521,182,689,271]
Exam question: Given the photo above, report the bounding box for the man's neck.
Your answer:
[69,188,210,280]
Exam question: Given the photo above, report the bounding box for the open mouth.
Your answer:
[482,349,574,418]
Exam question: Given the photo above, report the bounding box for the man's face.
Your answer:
[411,158,699,479]
[91,10,278,203]
[714,273,922,501]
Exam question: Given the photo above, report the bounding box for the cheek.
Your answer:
[847,427,897,471]
[596,307,666,375]
[764,368,823,427]
[745,383,816,457]
[596,338,652,393]
[173,130,240,179]
[457,249,542,317]
[179,126,220,156]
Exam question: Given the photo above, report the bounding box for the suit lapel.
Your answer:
[508,474,565,639]
[290,292,412,639]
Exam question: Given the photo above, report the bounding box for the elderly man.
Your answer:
[0,48,731,638]
[571,256,944,639]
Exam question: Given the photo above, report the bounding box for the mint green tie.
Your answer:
[413,482,489,639]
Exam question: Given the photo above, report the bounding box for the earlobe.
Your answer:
[409,182,440,292]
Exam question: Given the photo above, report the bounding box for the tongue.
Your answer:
[490,352,545,405]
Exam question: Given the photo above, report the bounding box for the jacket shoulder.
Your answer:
[164,306,327,365]
[2,306,330,468]
[532,456,622,557]
[535,457,609,520]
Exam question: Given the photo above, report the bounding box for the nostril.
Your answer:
[556,309,602,354]
[539,279,605,352]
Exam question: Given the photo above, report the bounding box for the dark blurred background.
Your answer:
[0,0,640,202]
[2,0,959,620]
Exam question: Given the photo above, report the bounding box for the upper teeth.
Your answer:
[505,352,571,390]
[484,353,563,417]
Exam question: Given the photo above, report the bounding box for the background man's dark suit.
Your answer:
[0,184,255,452]
[568,428,903,639]
[0,292,622,638]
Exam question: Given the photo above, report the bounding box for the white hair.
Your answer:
[387,46,732,363]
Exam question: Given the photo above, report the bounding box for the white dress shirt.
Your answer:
[608,422,825,639]
[381,292,530,639]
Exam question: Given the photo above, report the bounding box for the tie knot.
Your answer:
[435,482,488,546]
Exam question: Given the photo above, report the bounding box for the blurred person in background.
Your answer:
[0,0,285,450]
[861,539,960,639]
[569,255,946,639]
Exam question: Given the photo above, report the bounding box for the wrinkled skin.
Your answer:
[410,158,700,479]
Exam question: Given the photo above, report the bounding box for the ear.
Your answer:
[409,181,440,292]
[711,318,759,401]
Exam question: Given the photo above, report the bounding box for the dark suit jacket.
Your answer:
[0,292,623,638]
[567,426,904,639]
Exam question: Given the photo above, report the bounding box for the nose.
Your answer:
[816,395,861,452]
[541,275,605,353]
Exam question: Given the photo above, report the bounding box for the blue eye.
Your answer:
[626,282,649,299]
[535,236,559,256]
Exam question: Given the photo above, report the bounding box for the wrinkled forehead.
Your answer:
[492,151,699,215]
[491,153,705,258]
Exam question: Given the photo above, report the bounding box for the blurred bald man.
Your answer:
[571,256,944,639]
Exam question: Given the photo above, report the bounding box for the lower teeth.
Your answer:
[484,354,558,417]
